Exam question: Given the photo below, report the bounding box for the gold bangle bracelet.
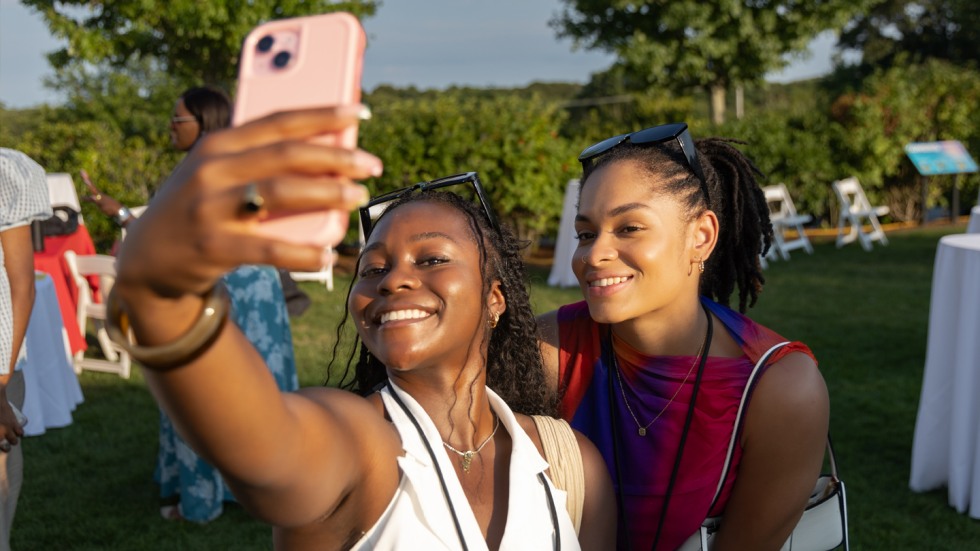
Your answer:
[106,283,231,371]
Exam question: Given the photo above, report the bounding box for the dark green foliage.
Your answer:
[359,89,578,244]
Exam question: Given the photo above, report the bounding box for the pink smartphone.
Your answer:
[233,12,366,247]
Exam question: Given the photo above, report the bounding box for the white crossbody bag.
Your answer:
[678,342,850,551]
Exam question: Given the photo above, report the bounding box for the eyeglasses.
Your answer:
[578,122,710,204]
[170,116,198,125]
[359,172,500,240]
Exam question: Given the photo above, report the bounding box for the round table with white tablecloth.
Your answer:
[21,273,85,437]
[910,233,980,517]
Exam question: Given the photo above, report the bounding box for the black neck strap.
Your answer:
[603,302,713,551]
[385,381,468,550]
[384,382,560,550]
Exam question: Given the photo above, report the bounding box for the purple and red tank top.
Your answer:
[557,297,815,550]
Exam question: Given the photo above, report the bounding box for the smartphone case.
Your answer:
[234,12,366,246]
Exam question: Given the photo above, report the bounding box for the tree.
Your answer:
[23,0,379,92]
[836,0,980,74]
[551,0,872,124]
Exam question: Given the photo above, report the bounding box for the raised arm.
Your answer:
[112,106,396,527]
[711,352,830,550]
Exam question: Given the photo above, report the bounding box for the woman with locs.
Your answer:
[537,123,830,550]
[110,106,616,549]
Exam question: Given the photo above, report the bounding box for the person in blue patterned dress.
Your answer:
[156,264,298,522]
[85,86,300,522]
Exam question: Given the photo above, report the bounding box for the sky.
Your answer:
[0,0,837,109]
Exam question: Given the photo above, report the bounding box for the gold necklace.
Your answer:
[442,415,500,472]
[613,332,708,436]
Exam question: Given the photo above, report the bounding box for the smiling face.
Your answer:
[572,159,715,325]
[350,200,503,375]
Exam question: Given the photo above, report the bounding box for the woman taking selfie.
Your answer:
[537,123,829,550]
[110,106,615,549]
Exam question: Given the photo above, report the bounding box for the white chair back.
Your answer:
[62,251,131,378]
[46,173,82,212]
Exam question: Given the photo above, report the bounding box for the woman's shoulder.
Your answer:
[747,350,828,441]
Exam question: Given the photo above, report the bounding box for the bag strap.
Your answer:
[704,341,789,514]
[704,342,840,515]
[533,415,585,534]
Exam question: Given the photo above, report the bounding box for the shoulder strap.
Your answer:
[532,415,585,534]
[705,341,790,513]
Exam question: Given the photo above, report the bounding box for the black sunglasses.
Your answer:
[358,172,500,240]
[578,122,710,204]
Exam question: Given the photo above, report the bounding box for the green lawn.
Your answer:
[15,223,980,550]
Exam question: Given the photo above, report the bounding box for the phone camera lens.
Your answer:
[257,35,274,53]
[273,51,291,68]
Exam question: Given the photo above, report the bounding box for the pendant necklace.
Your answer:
[442,414,500,472]
[612,328,708,437]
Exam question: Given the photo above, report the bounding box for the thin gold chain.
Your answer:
[443,414,500,472]
[613,332,708,437]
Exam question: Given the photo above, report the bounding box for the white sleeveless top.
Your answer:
[351,383,580,550]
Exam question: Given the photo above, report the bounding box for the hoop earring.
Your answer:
[699,259,706,274]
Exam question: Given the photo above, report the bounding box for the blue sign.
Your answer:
[905,141,978,176]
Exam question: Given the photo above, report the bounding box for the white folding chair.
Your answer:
[62,251,132,378]
[290,263,334,292]
[832,177,890,251]
[763,183,814,260]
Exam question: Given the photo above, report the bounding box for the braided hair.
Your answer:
[327,190,558,417]
[580,137,773,312]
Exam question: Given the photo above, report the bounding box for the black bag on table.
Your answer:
[39,206,80,237]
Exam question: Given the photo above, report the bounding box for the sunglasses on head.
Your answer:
[578,122,710,204]
[359,172,500,240]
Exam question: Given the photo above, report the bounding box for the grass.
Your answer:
[15,223,980,550]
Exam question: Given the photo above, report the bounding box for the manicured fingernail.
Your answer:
[353,150,383,177]
[345,184,370,207]
[337,104,372,120]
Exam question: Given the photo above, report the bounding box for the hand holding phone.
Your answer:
[234,12,367,247]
